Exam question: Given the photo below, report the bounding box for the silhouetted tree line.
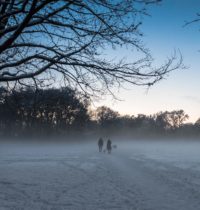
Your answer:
[93,107,200,138]
[0,87,90,138]
[0,87,200,139]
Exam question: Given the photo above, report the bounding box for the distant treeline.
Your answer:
[0,87,200,139]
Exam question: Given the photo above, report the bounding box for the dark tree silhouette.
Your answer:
[0,86,198,139]
[155,110,189,131]
[0,0,182,96]
[0,87,89,136]
[95,106,119,128]
[168,110,189,129]
[154,112,168,131]
[195,118,200,127]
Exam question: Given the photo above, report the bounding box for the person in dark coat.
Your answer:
[107,139,112,154]
[98,137,104,152]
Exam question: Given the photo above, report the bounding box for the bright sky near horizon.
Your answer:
[94,0,200,123]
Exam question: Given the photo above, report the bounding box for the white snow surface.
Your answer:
[1,140,200,210]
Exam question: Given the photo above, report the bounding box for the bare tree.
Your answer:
[155,110,189,130]
[0,0,182,96]
[195,118,200,127]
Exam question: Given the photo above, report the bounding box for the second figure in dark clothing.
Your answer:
[107,139,112,154]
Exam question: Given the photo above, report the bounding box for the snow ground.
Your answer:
[1,140,200,210]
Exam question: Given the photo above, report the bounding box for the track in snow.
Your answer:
[1,141,200,210]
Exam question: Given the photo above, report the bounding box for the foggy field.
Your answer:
[1,140,200,210]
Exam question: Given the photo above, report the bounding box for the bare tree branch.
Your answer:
[0,0,182,97]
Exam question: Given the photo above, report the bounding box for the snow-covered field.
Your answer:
[1,140,200,210]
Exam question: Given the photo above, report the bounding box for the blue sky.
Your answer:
[95,0,200,123]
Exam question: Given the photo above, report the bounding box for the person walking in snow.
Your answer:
[98,137,104,152]
[107,139,112,154]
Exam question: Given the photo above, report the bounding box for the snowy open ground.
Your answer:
[1,140,200,210]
